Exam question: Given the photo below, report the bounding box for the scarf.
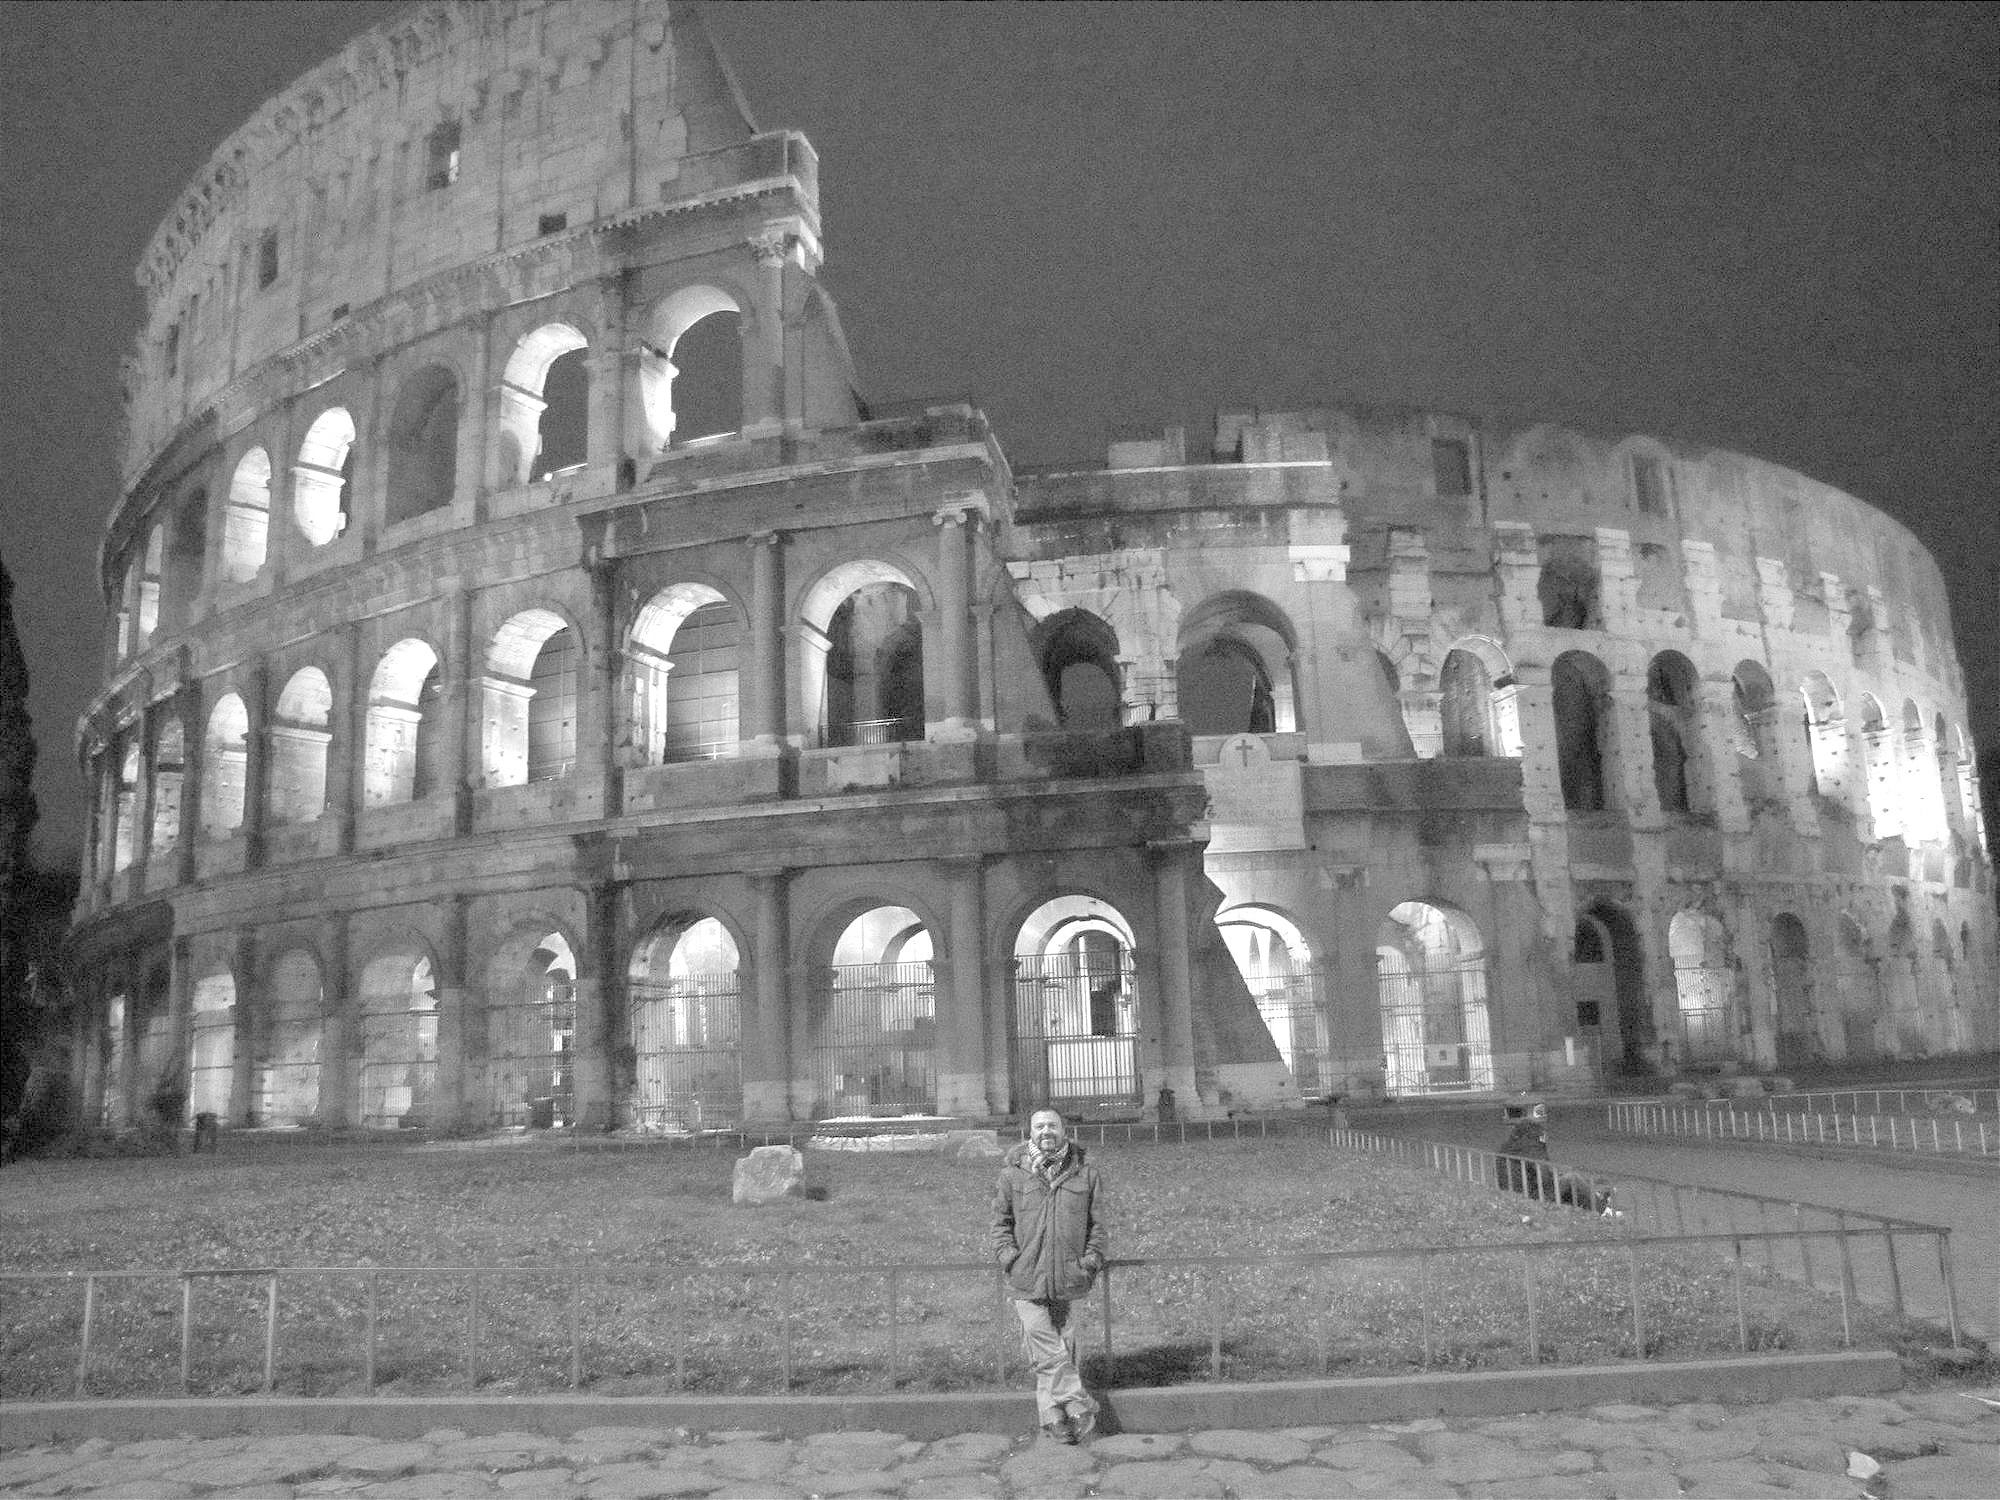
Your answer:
[1031,1141,1071,1184]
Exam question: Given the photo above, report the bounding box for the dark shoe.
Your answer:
[1041,1416,1077,1444]
[1065,1403,1097,1441]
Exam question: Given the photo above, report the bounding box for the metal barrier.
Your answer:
[1,1220,1950,1402]
[1760,1087,1999,1120]
[1607,1099,1997,1157]
[1331,1127,1963,1348]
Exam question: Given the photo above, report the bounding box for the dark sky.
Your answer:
[3,1,1996,868]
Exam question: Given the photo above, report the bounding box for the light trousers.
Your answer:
[1013,1297,1093,1423]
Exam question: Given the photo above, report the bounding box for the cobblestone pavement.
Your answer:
[3,1389,1997,1499]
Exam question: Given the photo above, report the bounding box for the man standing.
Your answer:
[991,1107,1107,1443]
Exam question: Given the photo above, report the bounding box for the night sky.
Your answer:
[3,1,1995,868]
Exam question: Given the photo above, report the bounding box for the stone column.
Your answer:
[742,869,793,1123]
[591,563,623,811]
[166,935,196,1123]
[572,882,623,1132]
[433,895,472,1130]
[230,930,258,1126]
[113,953,140,1129]
[932,506,978,736]
[1149,840,1203,1115]
[936,856,991,1117]
[128,699,157,895]
[334,623,365,853]
[587,275,627,476]
[175,677,203,886]
[456,325,489,515]
[240,660,271,868]
[441,584,476,834]
[317,914,352,1128]
[746,230,790,432]
[747,533,786,747]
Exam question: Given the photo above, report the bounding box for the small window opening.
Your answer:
[426,122,462,190]
[257,230,279,289]
[1632,453,1671,516]
[1432,437,1472,497]
[538,211,568,236]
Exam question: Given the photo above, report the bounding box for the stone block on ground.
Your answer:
[941,1129,1004,1160]
[732,1144,805,1205]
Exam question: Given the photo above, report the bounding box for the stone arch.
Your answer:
[498,322,590,485]
[355,934,439,1129]
[364,638,444,805]
[1799,671,1849,804]
[801,559,926,748]
[1935,713,1966,843]
[627,912,744,1130]
[1668,910,1735,1064]
[482,607,580,787]
[267,667,333,826]
[294,407,357,546]
[1439,645,1509,757]
[1176,590,1299,736]
[1551,650,1613,812]
[1856,694,1898,838]
[1900,698,1942,842]
[641,283,746,450]
[1729,661,1782,810]
[384,364,460,524]
[131,525,164,654]
[222,447,272,581]
[480,921,580,1128]
[189,964,237,1120]
[200,693,249,836]
[1575,901,1652,1074]
[1770,914,1816,1068]
[1216,903,1330,1094]
[1377,900,1492,1095]
[629,582,743,763]
[1031,607,1122,729]
[259,946,324,1125]
[147,715,185,858]
[804,900,940,1118]
[1646,651,1707,817]
[163,489,207,630]
[1835,912,1881,1059]
[110,738,141,874]
[1010,894,1142,1113]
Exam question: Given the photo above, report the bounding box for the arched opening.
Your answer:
[640,286,744,451]
[823,581,923,746]
[482,609,575,787]
[363,639,442,806]
[629,585,742,763]
[258,947,323,1125]
[1176,593,1297,735]
[1936,715,1966,845]
[266,667,332,825]
[1575,901,1652,1074]
[355,944,438,1129]
[1770,914,1816,1068]
[1551,651,1612,812]
[1538,536,1598,628]
[384,365,460,524]
[1032,609,1123,730]
[164,491,207,629]
[111,740,140,873]
[483,929,577,1128]
[201,694,249,837]
[1799,672,1849,804]
[1730,661,1782,812]
[498,323,590,485]
[628,915,742,1130]
[147,716,185,858]
[1217,906,1329,1095]
[1646,651,1705,817]
[810,906,936,1118]
[1438,648,1495,757]
[1856,696,1898,839]
[1011,895,1140,1112]
[1835,914,1880,1060]
[222,448,271,581]
[189,969,236,1120]
[1668,911,1735,1064]
[1901,700,1942,843]
[133,526,163,653]
[1377,902,1493,1095]
[294,407,357,547]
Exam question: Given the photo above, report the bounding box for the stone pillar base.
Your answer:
[934,1071,989,1118]
[741,1080,792,1123]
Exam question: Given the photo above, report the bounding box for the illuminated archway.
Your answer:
[628,915,742,1130]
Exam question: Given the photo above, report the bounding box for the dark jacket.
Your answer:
[991,1140,1107,1301]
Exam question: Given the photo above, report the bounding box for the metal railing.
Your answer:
[1608,1099,1997,1157]
[3,1221,1945,1403]
[1331,1128,1964,1346]
[1759,1087,1999,1119]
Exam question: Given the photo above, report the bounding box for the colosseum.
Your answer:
[68,0,1995,1136]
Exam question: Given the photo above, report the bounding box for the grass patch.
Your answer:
[0,1134,1930,1398]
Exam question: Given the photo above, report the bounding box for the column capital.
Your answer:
[933,491,990,527]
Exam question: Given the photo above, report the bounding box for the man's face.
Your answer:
[1030,1110,1067,1154]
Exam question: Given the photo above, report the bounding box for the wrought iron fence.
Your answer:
[1760,1087,2000,1119]
[629,974,742,1131]
[1607,1099,1997,1157]
[812,962,936,1116]
[1010,949,1140,1111]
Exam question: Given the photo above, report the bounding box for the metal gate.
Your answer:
[486,978,575,1128]
[355,1003,438,1129]
[1378,955,1494,1095]
[1241,965,1334,1096]
[630,972,742,1131]
[1010,948,1140,1111]
[813,961,935,1117]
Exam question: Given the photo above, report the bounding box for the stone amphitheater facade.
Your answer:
[70,0,1994,1135]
